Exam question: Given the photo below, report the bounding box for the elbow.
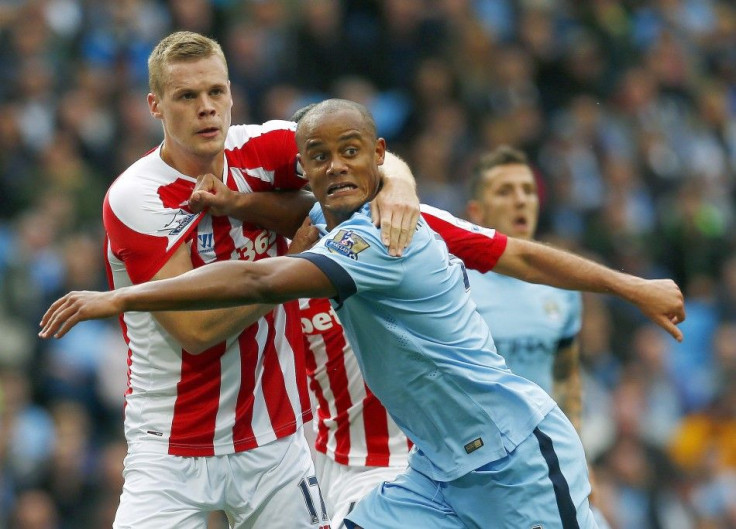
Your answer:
[496,238,542,283]
[160,322,227,355]
[176,331,220,355]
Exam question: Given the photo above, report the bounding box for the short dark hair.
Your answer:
[294,99,377,144]
[469,145,529,199]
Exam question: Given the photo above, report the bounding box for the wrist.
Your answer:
[614,274,647,304]
[218,187,244,218]
[113,287,133,313]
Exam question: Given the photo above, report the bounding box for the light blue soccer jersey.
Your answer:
[295,204,555,482]
[467,271,582,394]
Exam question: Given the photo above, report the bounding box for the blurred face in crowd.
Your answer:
[147,54,233,176]
[467,163,539,239]
[297,104,385,229]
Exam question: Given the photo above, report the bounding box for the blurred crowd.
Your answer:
[0,0,735,527]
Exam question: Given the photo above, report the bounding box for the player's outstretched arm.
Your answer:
[39,255,336,340]
[495,237,686,341]
[188,173,316,238]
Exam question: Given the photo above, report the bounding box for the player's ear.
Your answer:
[148,93,163,120]
[466,200,483,225]
[296,153,308,180]
[375,138,386,166]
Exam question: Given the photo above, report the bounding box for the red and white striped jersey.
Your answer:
[301,204,507,467]
[104,120,313,457]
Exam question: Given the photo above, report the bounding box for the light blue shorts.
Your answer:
[345,406,598,529]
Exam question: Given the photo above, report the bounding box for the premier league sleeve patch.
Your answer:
[325,229,370,260]
[158,209,199,237]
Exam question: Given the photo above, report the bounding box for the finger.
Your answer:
[193,173,216,192]
[39,306,68,339]
[397,210,419,253]
[187,191,208,213]
[52,315,77,339]
[40,296,69,327]
[190,190,225,215]
[370,201,380,227]
[39,316,61,339]
[380,210,394,247]
[386,218,403,257]
[51,302,86,338]
[189,189,216,204]
[659,316,684,342]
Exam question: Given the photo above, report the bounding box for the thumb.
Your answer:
[188,190,211,213]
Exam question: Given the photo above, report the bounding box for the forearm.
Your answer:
[118,260,283,313]
[224,190,316,238]
[119,256,334,314]
[380,151,417,189]
[495,238,643,301]
[154,303,275,354]
[38,255,336,341]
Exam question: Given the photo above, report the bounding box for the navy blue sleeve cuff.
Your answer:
[556,336,576,352]
[289,253,357,307]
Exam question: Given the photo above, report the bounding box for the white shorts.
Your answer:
[114,429,329,529]
[314,452,406,529]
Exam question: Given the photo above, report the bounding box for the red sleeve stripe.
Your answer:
[420,207,507,273]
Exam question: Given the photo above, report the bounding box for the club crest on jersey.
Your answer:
[543,298,562,322]
[159,209,198,236]
[325,230,369,260]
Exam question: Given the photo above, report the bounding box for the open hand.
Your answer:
[39,291,121,339]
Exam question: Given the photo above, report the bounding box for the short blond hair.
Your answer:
[148,31,228,96]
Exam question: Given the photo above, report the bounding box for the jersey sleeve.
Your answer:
[294,216,404,305]
[225,120,306,192]
[103,175,203,284]
[420,204,507,273]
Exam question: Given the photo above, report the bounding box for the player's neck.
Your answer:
[324,211,344,231]
[160,143,224,180]
[324,201,369,231]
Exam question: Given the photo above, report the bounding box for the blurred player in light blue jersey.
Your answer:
[40,100,686,529]
[466,145,611,528]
